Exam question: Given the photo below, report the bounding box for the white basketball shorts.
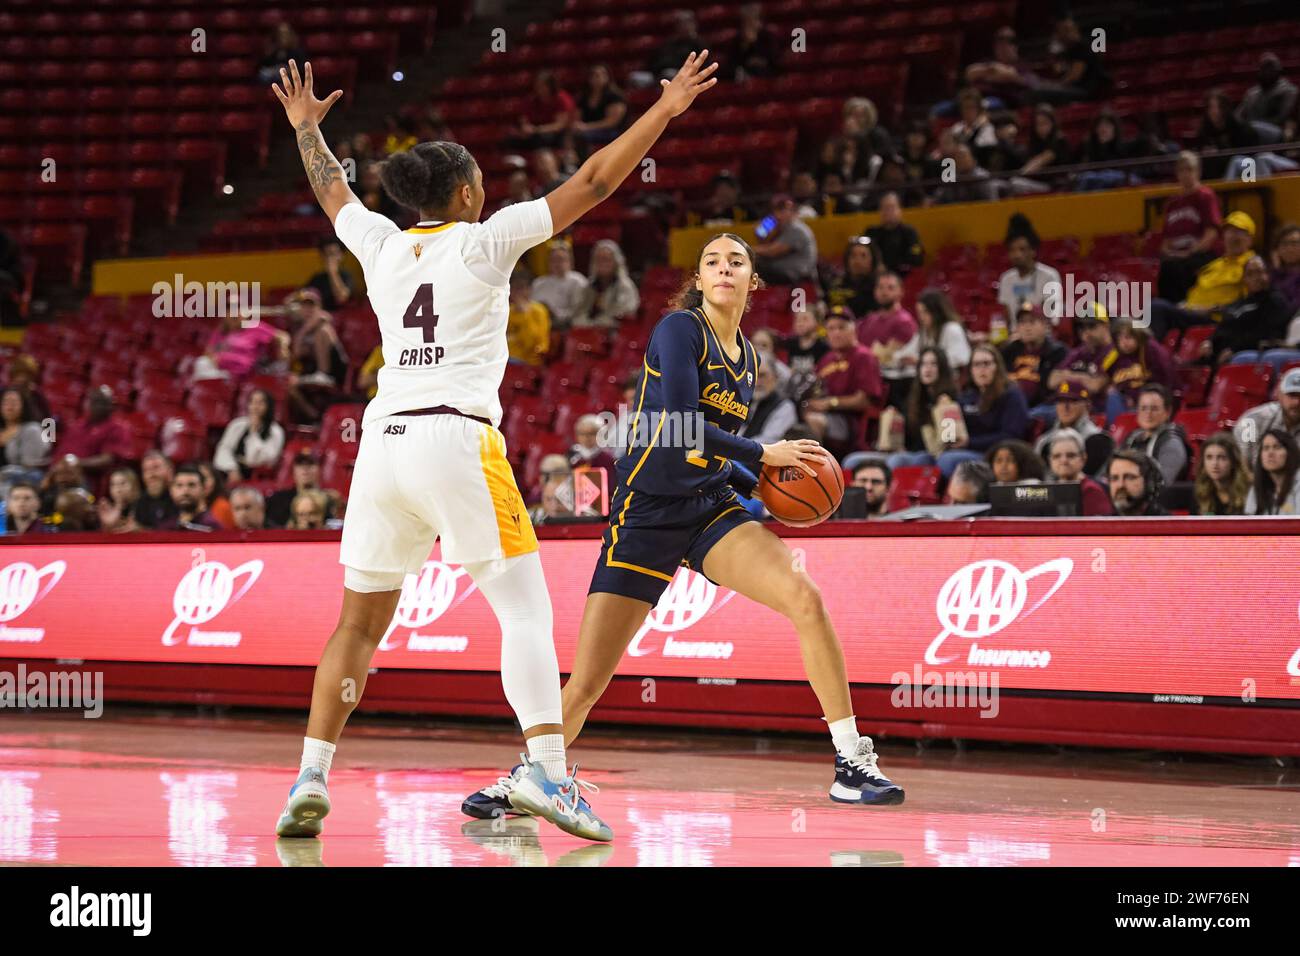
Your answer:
[339,413,537,579]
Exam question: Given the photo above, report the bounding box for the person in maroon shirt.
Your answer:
[1156,151,1222,302]
[1045,429,1113,515]
[805,305,884,454]
[1001,305,1068,419]
[510,70,577,150]
[156,464,223,532]
[1048,305,1120,419]
[1108,319,1177,413]
[859,272,918,409]
[55,386,131,481]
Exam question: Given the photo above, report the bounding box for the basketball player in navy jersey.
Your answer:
[465,234,905,820]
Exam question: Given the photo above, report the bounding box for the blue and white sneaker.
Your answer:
[829,738,905,805]
[461,764,531,820]
[506,755,614,843]
[275,767,331,837]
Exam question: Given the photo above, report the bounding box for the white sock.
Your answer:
[300,737,336,778]
[526,733,568,784]
[827,716,860,759]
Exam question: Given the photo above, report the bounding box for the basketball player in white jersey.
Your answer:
[269,56,717,843]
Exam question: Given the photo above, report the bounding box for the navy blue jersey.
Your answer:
[615,307,765,497]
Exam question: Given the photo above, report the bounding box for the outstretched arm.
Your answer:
[271,60,359,224]
[545,50,719,235]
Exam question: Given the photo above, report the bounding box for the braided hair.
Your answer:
[379,141,477,214]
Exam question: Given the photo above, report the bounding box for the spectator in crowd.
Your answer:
[529,454,573,524]
[997,214,1062,328]
[509,71,576,150]
[738,364,798,445]
[988,438,1045,483]
[950,87,999,168]
[0,387,50,482]
[1149,211,1257,338]
[1203,256,1293,367]
[1245,428,1300,515]
[52,488,95,533]
[1033,16,1107,104]
[357,344,383,399]
[576,240,639,329]
[287,287,349,422]
[898,121,940,202]
[780,309,830,403]
[356,160,403,219]
[1042,430,1112,515]
[1035,381,1113,477]
[288,489,331,530]
[815,136,872,192]
[55,386,130,483]
[1110,319,1178,412]
[266,449,339,528]
[1119,384,1190,484]
[1270,223,1300,313]
[887,346,961,470]
[507,266,551,365]
[641,10,703,82]
[1195,89,1260,180]
[1107,449,1168,517]
[932,144,999,205]
[818,171,859,215]
[721,3,780,82]
[984,110,1029,176]
[1237,53,1298,144]
[1049,304,1118,420]
[804,306,884,454]
[1194,432,1252,516]
[5,355,51,423]
[1156,151,1223,302]
[95,467,142,534]
[257,22,306,85]
[197,462,235,529]
[1001,305,1067,418]
[574,65,627,150]
[789,170,823,219]
[1017,104,1072,188]
[824,236,881,318]
[1075,109,1136,191]
[568,414,617,491]
[748,329,791,394]
[839,97,895,179]
[866,192,925,277]
[230,486,267,531]
[531,241,589,331]
[900,288,970,377]
[962,26,1040,110]
[946,460,994,505]
[940,344,1029,478]
[860,272,918,408]
[3,481,48,535]
[530,149,568,196]
[192,308,290,385]
[158,464,221,531]
[134,450,177,528]
[306,237,355,311]
[753,195,818,284]
[696,171,752,226]
[382,113,418,155]
[1234,368,1300,467]
[852,461,891,518]
[214,388,286,484]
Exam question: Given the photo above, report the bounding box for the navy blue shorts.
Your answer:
[588,483,758,605]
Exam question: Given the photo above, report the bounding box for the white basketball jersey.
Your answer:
[333,198,554,427]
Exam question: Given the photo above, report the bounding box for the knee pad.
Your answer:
[343,566,408,593]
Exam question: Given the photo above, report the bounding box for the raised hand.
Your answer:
[658,50,720,117]
[271,60,343,130]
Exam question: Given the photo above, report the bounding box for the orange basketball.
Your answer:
[758,454,844,527]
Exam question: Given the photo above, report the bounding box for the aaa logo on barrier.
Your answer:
[378,562,477,652]
[162,560,263,647]
[0,561,66,643]
[1288,600,1300,678]
[627,568,737,659]
[925,558,1072,668]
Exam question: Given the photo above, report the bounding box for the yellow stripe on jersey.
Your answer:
[605,491,673,583]
[690,308,709,365]
[478,425,537,558]
[627,411,665,486]
[406,223,456,234]
[696,307,749,382]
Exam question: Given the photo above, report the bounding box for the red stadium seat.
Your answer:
[886,466,942,513]
[1109,412,1139,446]
[159,416,209,463]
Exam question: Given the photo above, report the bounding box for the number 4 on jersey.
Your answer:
[403,283,439,343]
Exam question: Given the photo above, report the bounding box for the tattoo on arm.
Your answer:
[296,121,342,202]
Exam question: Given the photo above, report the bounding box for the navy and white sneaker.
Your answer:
[461,764,531,820]
[275,767,331,837]
[829,738,905,805]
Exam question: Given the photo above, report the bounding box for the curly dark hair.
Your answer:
[379,141,477,213]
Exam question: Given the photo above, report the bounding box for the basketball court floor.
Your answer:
[2,709,1297,867]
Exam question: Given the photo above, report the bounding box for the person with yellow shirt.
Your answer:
[507,266,551,366]
[357,345,384,399]
[1149,210,1257,339]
